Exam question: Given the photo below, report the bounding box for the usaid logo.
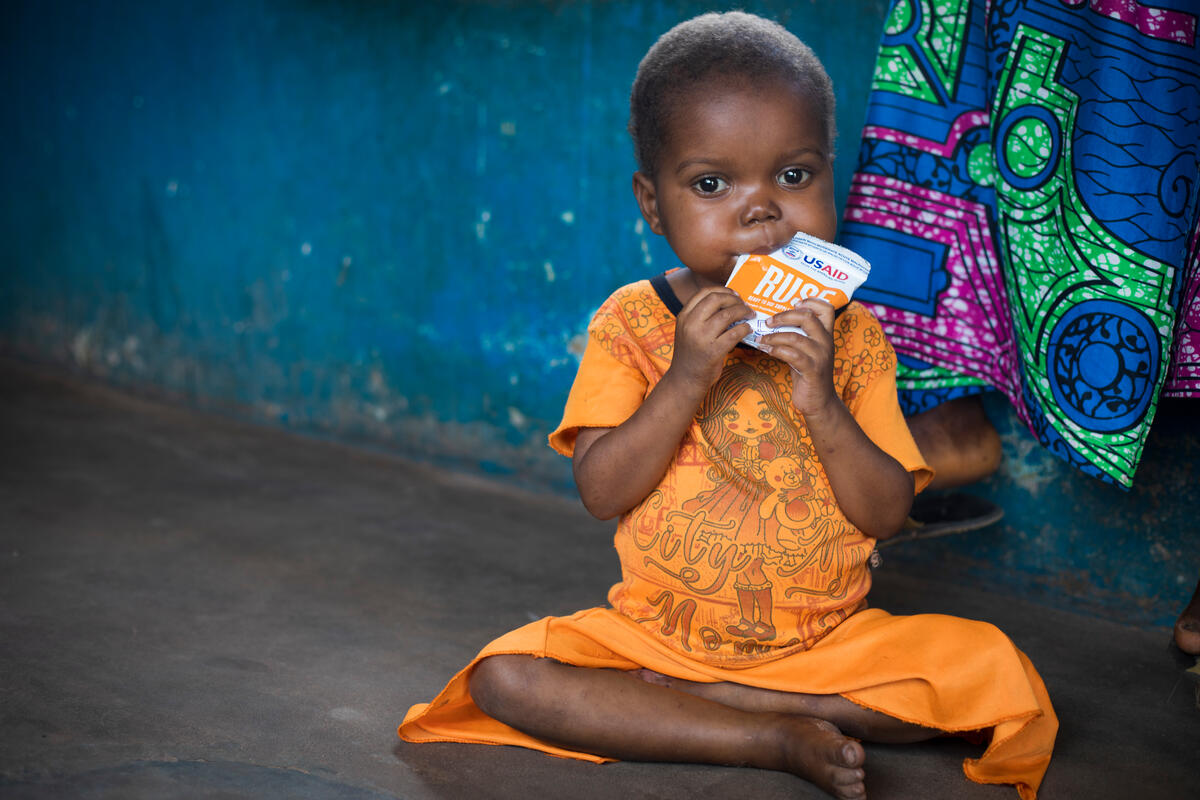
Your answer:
[801,254,849,282]
[783,243,802,259]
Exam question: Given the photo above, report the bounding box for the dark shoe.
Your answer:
[750,621,776,641]
[880,492,1004,548]
[725,618,756,638]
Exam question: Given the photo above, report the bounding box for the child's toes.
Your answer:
[838,739,865,769]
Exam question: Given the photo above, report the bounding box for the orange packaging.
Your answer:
[725,231,871,349]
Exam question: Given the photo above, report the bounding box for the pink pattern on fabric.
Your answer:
[1062,0,1199,46]
[844,174,1033,426]
[1164,218,1200,397]
[862,111,990,159]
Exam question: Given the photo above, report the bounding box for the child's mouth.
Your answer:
[746,237,794,257]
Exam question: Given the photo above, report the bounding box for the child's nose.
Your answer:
[739,187,781,225]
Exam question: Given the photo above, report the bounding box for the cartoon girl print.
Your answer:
[692,362,800,498]
[685,362,810,642]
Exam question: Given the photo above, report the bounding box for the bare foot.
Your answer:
[774,715,866,800]
[1174,580,1200,655]
[631,669,865,796]
[632,669,939,745]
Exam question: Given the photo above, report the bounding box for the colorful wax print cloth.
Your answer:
[841,0,1200,487]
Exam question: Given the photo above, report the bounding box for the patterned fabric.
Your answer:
[548,280,930,666]
[841,0,1200,487]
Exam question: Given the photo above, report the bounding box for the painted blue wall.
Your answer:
[0,0,884,484]
[2,0,1196,627]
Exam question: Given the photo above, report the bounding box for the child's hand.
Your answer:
[760,298,837,418]
[670,287,753,392]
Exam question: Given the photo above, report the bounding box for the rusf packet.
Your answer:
[725,231,871,350]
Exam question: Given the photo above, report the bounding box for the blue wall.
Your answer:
[0,0,884,485]
[2,0,1195,627]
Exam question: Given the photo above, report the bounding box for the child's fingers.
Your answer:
[798,311,834,349]
[760,328,834,386]
[687,288,753,329]
[798,298,835,331]
[676,288,752,359]
[758,338,797,364]
[708,307,753,352]
[768,299,835,335]
[718,318,754,347]
[759,333,817,369]
[765,315,832,353]
[681,285,740,315]
[713,302,755,334]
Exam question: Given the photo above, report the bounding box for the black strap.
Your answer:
[649,272,682,316]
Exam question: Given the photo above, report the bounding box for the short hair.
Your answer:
[628,12,836,177]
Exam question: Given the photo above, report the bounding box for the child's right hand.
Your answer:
[669,287,753,392]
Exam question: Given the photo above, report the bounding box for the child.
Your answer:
[400,12,1056,800]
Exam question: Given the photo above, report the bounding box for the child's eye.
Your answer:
[693,176,728,195]
[778,167,812,187]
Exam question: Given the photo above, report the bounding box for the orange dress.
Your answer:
[400,277,1057,799]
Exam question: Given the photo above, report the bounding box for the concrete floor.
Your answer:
[1,358,1197,799]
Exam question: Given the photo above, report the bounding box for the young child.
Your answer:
[400,12,1056,799]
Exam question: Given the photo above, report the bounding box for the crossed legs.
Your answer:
[469,654,940,800]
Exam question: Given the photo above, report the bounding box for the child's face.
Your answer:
[633,77,836,289]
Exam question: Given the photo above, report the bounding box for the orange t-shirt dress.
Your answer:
[400,277,1056,799]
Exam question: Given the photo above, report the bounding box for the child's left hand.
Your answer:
[759,298,837,418]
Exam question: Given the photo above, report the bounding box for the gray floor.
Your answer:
[1,358,1197,800]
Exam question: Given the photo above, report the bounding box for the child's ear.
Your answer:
[632,172,664,236]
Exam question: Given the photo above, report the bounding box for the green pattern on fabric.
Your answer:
[993,25,1176,483]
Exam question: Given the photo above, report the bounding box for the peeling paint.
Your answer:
[635,217,653,266]
[566,332,586,357]
[1000,433,1059,496]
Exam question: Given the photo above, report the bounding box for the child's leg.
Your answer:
[470,654,871,799]
[632,670,939,743]
[906,396,1001,490]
